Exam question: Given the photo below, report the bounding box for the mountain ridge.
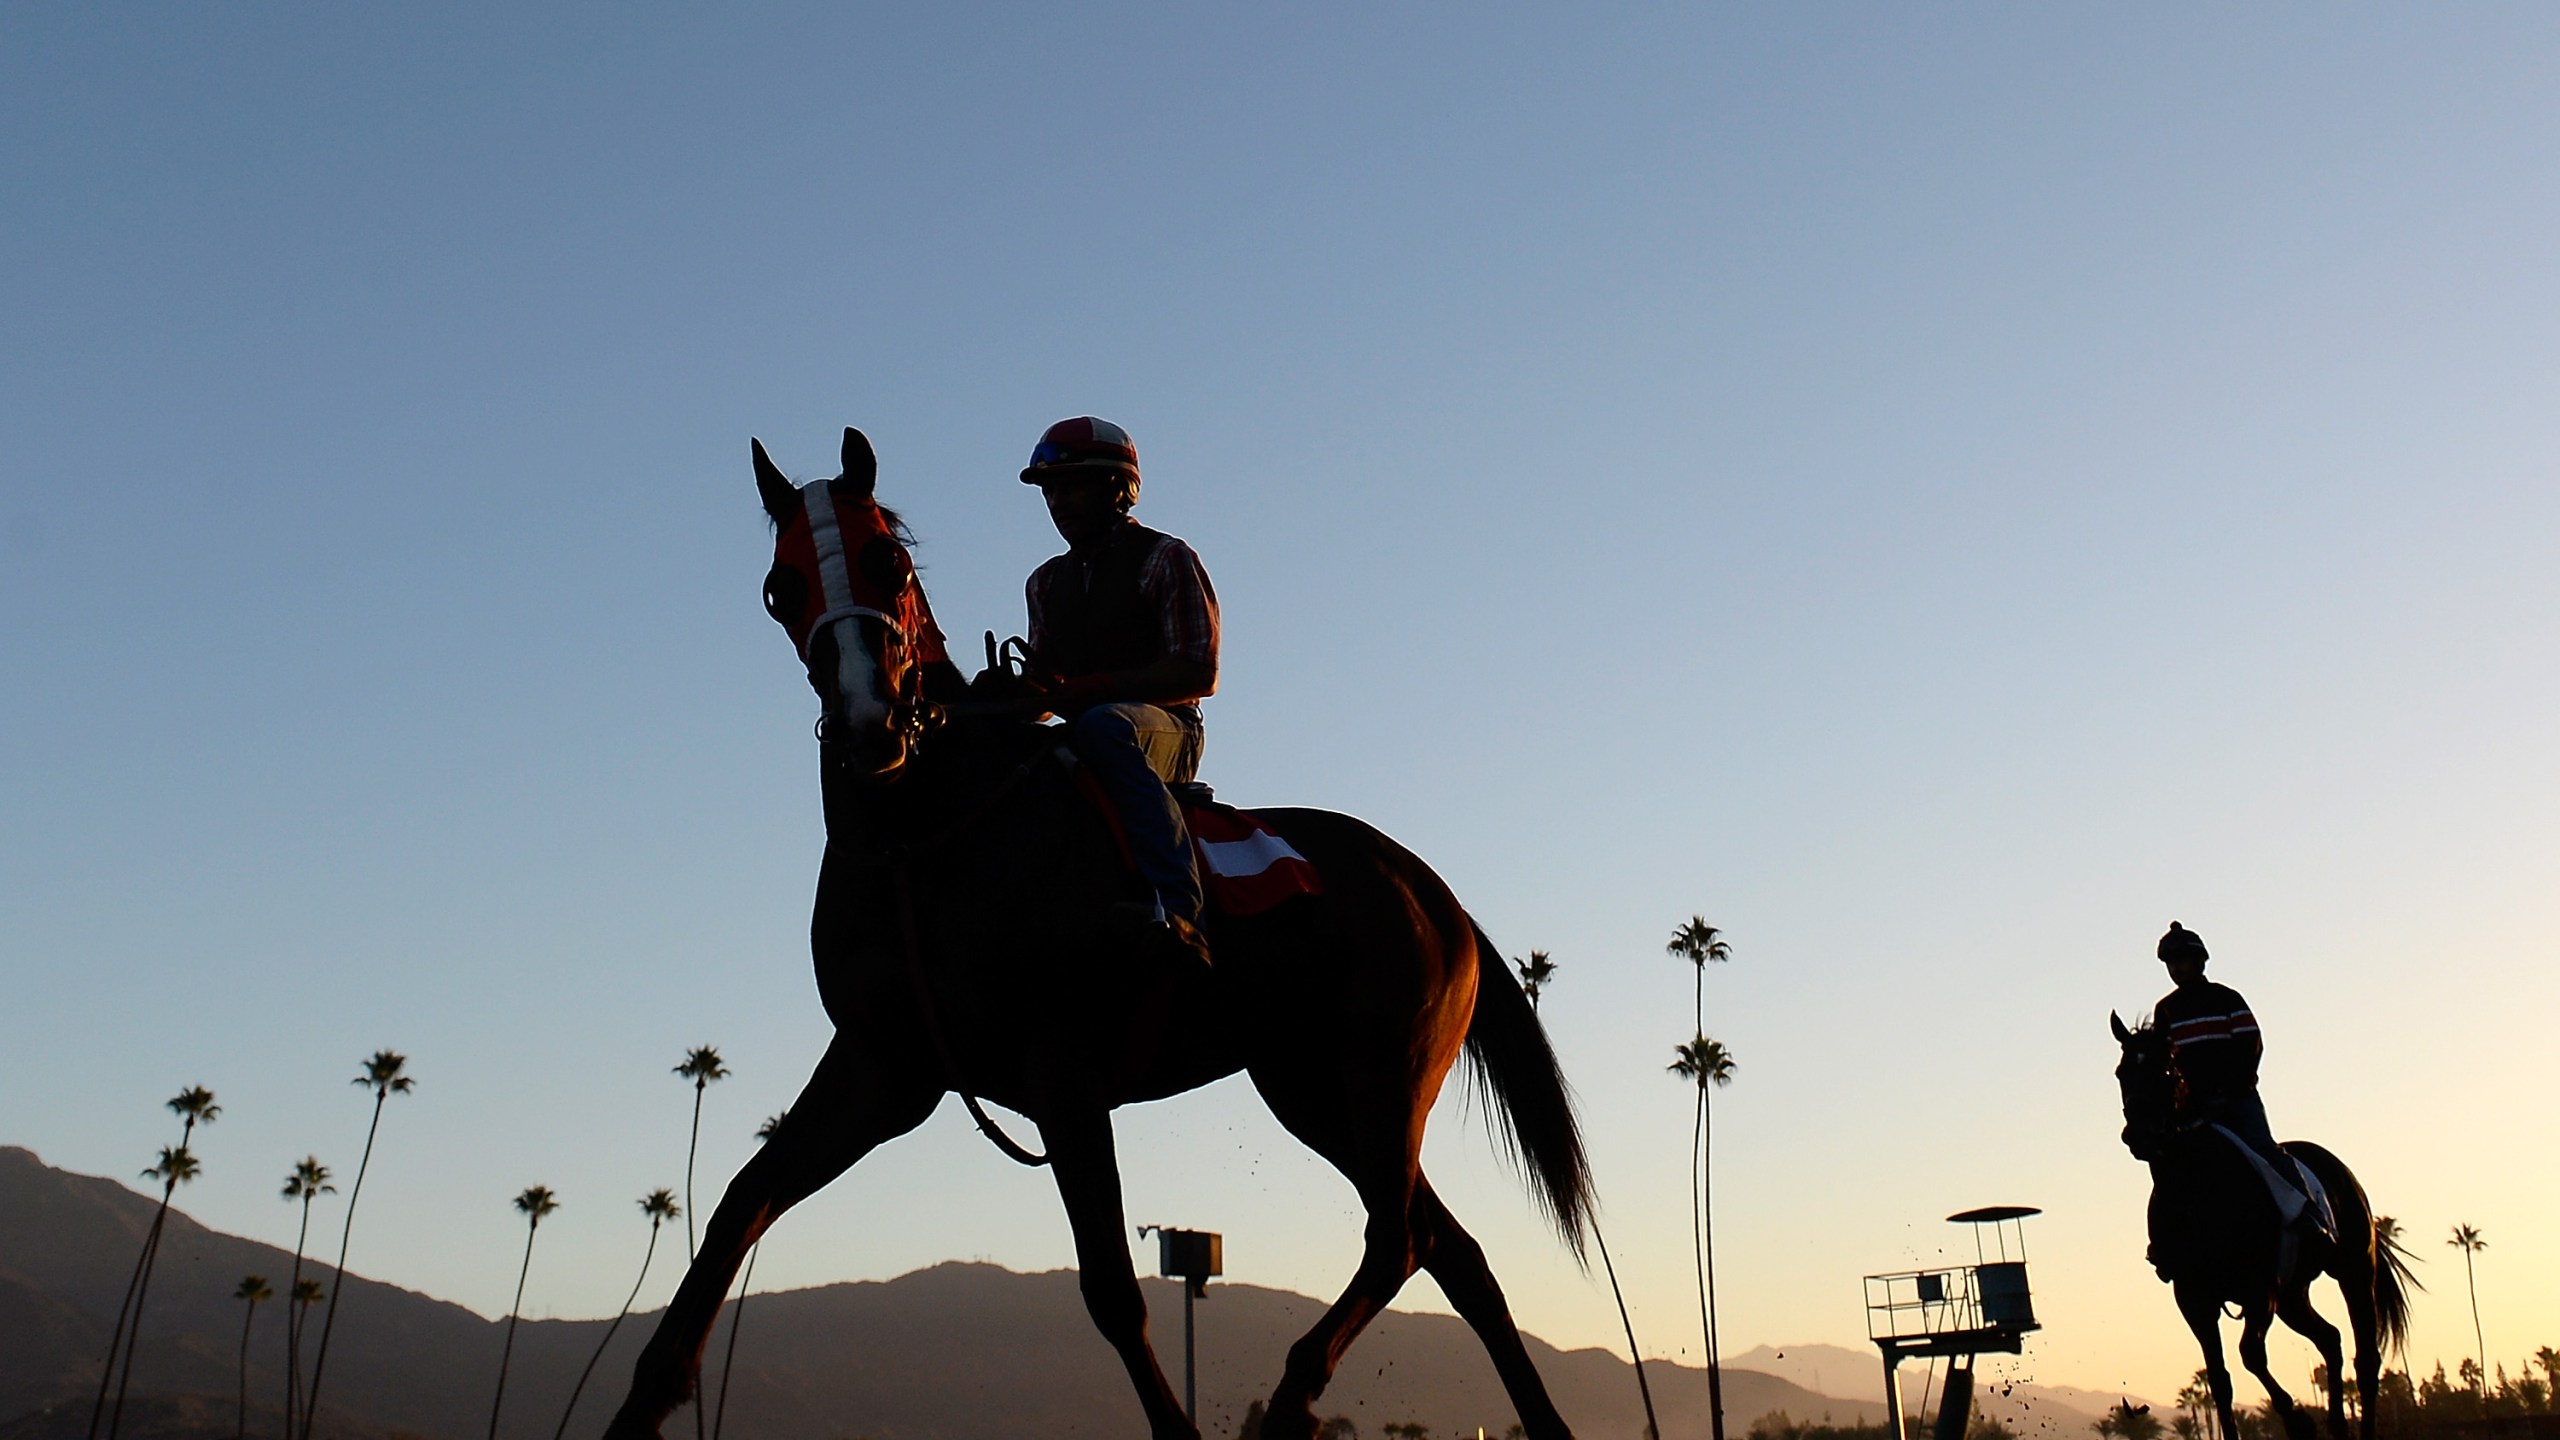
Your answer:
[3,1145,1879,1440]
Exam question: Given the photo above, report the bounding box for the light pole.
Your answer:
[1139,1225,1222,1423]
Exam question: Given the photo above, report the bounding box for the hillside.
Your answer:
[2,1146,1879,1440]
[1723,1344,2142,1440]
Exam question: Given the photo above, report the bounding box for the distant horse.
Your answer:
[2109,1014,2411,1440]
[604,429,1593,1440]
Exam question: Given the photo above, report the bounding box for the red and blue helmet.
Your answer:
[1020,416,1140,489]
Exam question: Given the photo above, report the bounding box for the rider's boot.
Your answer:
[1110,894,1213,970]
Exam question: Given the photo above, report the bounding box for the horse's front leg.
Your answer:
[1039,1105,1195,1440]
[603,1036,941,1440]
[2176,1281,2237,1440]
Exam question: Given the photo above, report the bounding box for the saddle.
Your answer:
[2208,1124,2337,1284]
[1062,762,1323,918]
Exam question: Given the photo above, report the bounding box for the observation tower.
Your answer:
[1862,1205,2042,1440]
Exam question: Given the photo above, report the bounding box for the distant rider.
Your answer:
[2150,921,2320,1228]
[1016,416,1219,967]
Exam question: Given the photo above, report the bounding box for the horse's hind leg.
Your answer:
[2334,1270,2382,1440]
[1260,1154,1424,1440]
[1412,1178,1572,1439]
[1038,1106,1195,1440]
[2276,1289,2350,1440]
[604,1036,941,1440]
[2240,1307,2316,1440]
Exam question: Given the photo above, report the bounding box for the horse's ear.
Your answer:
[840,427,877,500]
[753,438,797,524]
[2110,1011,2133,1044]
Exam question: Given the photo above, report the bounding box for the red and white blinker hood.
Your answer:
[771,477,932,667]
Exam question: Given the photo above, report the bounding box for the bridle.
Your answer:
[2118,1029,2196,1161]
[795,474,942,764]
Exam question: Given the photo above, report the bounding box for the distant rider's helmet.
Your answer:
[1020,416,1141,501]
[2156,921,2209,966]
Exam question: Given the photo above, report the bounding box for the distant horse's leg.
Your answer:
[1038,1105,1196,1440]
[2276,1288,2349,1440]
[2332,1261,2382,1440]
[2240,1305,2316,1440]
[1410,1178,1572,1439]
[603,1036,941,1440]
[2178,1281,2237,1440]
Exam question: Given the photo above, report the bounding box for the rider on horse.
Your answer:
[1017,416,1220,968]
[2151,921,2322,1234]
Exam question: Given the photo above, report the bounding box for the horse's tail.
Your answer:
[2295,1140,2418,1359]
[1462,919,1593,1259]
[2374,1230,2415,1356]
[2372,1212,2420,1358]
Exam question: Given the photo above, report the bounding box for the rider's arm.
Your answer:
[1023,536,1219,715]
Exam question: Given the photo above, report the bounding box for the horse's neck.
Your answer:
[817,726,1063,860]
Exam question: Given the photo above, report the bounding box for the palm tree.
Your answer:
[233,1275,272,1440]
[2448,1224,2487,1394]
[2175,1371,2215,1440]
[90,1087,218,1440]
[1515,951,1557,1010]
[489,1185,561,1440]
[1666,915,1733,1440]
[711,1113,787,1440]
[2535,1349,2559,1414]
[301,1049,415,1440]
[673,1046,731,1259]
[278,1158,335,1440]
[1669,1033,1738,1440]
[554,1189,678,1440]
[105,1143,204,1439]
[289,1280,326,1390]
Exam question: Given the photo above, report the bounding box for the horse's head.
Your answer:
[2111,1010,2179,1162]
[754,428,940,783]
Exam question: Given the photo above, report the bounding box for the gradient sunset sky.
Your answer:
[6,4,2555,1409]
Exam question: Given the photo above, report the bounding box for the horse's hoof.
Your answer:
[1258,1402,1319,1440]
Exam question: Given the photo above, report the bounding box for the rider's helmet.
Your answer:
[2156,921,2208,966]
[1020,416,1141,500]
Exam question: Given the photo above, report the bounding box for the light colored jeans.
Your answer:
[1065,703,1203,922]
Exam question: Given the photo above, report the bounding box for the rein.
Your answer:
[890,861,1050,1168]
[825,723,1062,1169]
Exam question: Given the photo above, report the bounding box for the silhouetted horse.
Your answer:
[604,429,1593,1440]
[2110,1014,2410,1440]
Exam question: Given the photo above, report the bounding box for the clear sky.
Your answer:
[5,3,2555,1412]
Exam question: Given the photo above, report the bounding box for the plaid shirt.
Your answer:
[1026,524,1219,716]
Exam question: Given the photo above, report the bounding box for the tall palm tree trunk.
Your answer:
[489,1230,541,1440]
[284,1205,313,1440]
[2463,1248,2485,1394]
[85,1229,155,1440]
[553,1223,664,1440]
[106,1181,179,1440]
[1702,1086,1725,1440]
[301,1095,384,1440]
[1689,954,1725,1440]
[236,1297,259,1440]
[710,1243,759,1440]
[684,1084,706,1258]
[1690,1086,1710,1376]
[1591,1216,1661,1440]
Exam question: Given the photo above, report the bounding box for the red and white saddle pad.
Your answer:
[1184,804,1322,916]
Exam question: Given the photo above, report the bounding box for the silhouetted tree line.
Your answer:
[1748,1409,2018,1440]
[2155,1350,2560,1440]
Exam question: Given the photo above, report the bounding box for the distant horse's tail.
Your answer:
[2295,1140,2417,1360]
[2373,1216,2419,1358]
[1462,920,1593,1258]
